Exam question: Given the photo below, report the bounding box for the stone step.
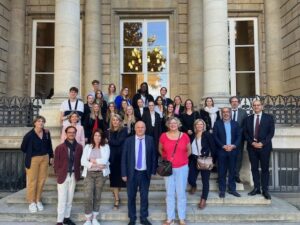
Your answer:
[1,222,300,225]
[43,176,245,192]
[6,189,269,206]
[0,196,299,223]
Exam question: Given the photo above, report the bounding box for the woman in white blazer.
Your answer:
[81,129,110,225]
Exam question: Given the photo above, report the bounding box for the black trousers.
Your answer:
[248,148,271,191]
[127,170,150,222]
[188,155,210,200]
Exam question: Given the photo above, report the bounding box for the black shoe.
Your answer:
[211,166,217,173]
[63,218,76,225]
[248,188,261,196]
[262,191,271,200]
[228,190,241,197]
[140,218,152,225]
[219,192,225,198]
[235,177,242,183]
[128,221,136,225]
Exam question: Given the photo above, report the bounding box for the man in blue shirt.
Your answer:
[213,107,241,198]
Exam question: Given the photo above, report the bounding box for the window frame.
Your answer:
[120,19,170,96]
[228,17,260,96]
[31,19,55,97]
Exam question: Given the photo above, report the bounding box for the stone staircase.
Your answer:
[1,172,300,225]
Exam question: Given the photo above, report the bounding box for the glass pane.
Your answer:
[37,22,55,46]
[235,20,254,45]
[147,73,168,98]
[236,73,255,97]
[147,47,167,72]
[35,48,54,72]
[147,21,167,46]
[35,74,54,99]
[123,22,143,46]
[123,48,143,72]
[235,47,255,71]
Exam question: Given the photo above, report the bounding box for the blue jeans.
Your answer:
[164,164,188,220]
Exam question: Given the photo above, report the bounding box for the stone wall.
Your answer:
[281,0,300,95]
[0,0,10,95]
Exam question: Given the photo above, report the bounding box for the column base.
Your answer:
[39,99,64,127]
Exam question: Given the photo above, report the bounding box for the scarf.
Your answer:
[64,139,78,175]
[204,106,219,128]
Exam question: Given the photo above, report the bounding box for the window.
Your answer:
[31,20,55,98]
[120,20,169,98]
[228,18,259,96]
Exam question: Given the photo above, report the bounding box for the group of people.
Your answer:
[21,80,275,225]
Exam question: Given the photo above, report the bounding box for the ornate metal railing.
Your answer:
[0,96,45,127]
[240,95,300,126]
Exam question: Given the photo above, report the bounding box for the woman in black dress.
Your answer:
[94,90,108,118]
[180,99,200,141]
[162,103,175,132]
[107,114,127,210]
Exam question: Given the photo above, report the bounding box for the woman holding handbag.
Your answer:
[187,119,214,209]
[159,117,191,225]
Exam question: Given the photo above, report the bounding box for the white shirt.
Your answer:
[191,137,202,156]
[141,95,146,107]
[135,135,146,171]
[150,111,155,127]
[60,99,84,126]
[253,111,263,136]
[139,107,144,117]
[154,105,164,118]
[231,108,239,122]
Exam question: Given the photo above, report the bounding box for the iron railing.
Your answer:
[0,150,26,192]
[0,96,45,127]
[269,149,300,192]
[240,95,300,126]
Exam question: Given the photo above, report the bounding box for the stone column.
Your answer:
[84,0,102,97]
[7,0,25,97]
[203,0,230,105]
[265,0,284,95]
[188,0,203,108]
[53,0,81,100]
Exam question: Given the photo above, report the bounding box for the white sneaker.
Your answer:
[92,218,101,225]
[83,221,92,225]
[36,201,44,211]
[28,202,37,213]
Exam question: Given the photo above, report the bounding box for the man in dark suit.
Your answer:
[121,121,157,225]
[230,96,248,183]
[244,99,275,200]
[213,107,241,198]
[160,87,173,108]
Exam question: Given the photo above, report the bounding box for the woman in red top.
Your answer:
[159,117,191,225]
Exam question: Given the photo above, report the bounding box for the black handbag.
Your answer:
[156,132,181,176]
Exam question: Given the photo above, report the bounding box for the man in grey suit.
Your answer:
[230,96,248,183]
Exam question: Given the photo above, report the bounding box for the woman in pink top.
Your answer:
[61,112,85,147]
[159,117,191,225]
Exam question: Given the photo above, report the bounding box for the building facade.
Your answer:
[0,0,299,103]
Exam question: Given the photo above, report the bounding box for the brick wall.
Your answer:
[281,0,300,95]
[0,0,10,95]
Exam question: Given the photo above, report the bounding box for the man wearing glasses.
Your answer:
[244,100,275,200]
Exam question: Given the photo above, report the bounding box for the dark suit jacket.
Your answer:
[233,108,248,130]
[244,113,275,152]
[142,110,162,144]
[134,107,149,121]
[121,135,157,181]
[54,142,83,184]
[190,131,215,157]
[213,120,241,151]
[132,93,154,109]
[199,109,212,131]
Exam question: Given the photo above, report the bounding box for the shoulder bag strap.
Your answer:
[171,132,181,160]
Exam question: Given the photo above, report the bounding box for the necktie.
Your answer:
[233,110,237,121]
[254,115,260,140]
[137,138,143,169]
